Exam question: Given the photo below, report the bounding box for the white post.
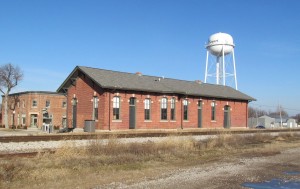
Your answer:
[216,57,220,85]
[222,45,226,86]
[204,51,209,83]
[279,105,283,127]
[232,49,238,90]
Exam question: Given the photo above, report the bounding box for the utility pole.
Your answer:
[255,108,258,126]
[279,104,283,127]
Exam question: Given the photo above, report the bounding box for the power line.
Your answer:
[250,103,300,112]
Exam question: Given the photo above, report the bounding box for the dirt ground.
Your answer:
[1,134,300,189]
[97,145,300,189]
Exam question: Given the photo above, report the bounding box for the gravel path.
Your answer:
[0,131,295,154]
[0,135,212,154]
[99,147,300,189]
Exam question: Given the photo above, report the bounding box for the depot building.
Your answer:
[57,66,255,131]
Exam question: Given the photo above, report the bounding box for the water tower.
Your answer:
[204,32,238,90]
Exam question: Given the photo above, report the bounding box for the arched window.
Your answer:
[183,99,188,120]
[93,96,98,120]
[171,97,176,120]
[211,101,216,121]
[161,97,168,120]
[113,96,120,120]
[144,98,151,120]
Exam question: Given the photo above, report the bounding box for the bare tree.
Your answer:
[248,106,256,118]
[0,63,23,128]
[292,113,300,124]
[268,105,289,118]
[248,106,267,118]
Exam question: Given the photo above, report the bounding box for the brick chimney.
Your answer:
[136,72,142,76]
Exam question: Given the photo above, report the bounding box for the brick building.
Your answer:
[57,66,255,131]
[1,91,67,129]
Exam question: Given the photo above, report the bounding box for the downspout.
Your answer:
[181,97,183,129]
[66,93,69,129]
[108,91,111,131]
[246,101,249,128]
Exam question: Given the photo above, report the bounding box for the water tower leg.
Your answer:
[232,49,238,90]
[222,45,226,86]
[204,51,209,83]
[216,57,220,85]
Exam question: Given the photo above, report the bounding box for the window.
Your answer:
[62,101,67,108]
[62,118,67,128]
[32,100,37,107]
[161,97,168,120]
[46,100,50,108]
[183,99,188,120]
[113,96,120,120]
[22,100,25,108]
[10,114,13,125]
[17,114,20,125]
[17,102,20,108]
[22,114,26,125]
[198,100,202,109]
[129,98,135,105]
[144,98,151,120]
[171,97,176,120]
[211,101,216,121]
[93,96,98,120]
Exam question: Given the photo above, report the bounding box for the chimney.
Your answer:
[136,72,142,76]
[195,80,202,84]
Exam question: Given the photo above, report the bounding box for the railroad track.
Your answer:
[1,128,300,143]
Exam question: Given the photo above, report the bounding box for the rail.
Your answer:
[1,128,300,143]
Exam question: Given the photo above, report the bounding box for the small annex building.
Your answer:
[248,115,298,128]
[1,91,67,129]
[57,66,255,131]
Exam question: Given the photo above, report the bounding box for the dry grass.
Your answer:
[1,132,300,189]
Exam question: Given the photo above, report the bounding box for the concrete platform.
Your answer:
[0,128,45,136]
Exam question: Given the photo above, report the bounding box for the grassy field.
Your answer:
[1,132,300,189]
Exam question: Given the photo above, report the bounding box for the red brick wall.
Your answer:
[66,74,106,129]
[2,92,66,128]
[67,74,249,130]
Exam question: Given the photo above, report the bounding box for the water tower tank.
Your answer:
[206,33,235,56]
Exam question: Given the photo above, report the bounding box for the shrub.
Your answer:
[54,126,60,130]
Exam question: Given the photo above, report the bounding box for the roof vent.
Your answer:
[195,80,202,84]
[136,72,142,76]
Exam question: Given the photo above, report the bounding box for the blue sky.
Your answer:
[1,0,300,115]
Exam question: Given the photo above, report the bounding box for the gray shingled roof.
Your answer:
[57,66,255,101]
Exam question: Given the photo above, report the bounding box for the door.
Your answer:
[62,118,67,128]
[72,98,77,129]
[129,97,136,129]
[30,114,38,127]
[224,105,231,128]
[198,100,202,128]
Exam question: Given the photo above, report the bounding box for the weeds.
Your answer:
[0,160,24,184]
[1,132,300,189]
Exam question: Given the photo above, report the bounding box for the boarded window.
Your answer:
[171,97,176,120]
